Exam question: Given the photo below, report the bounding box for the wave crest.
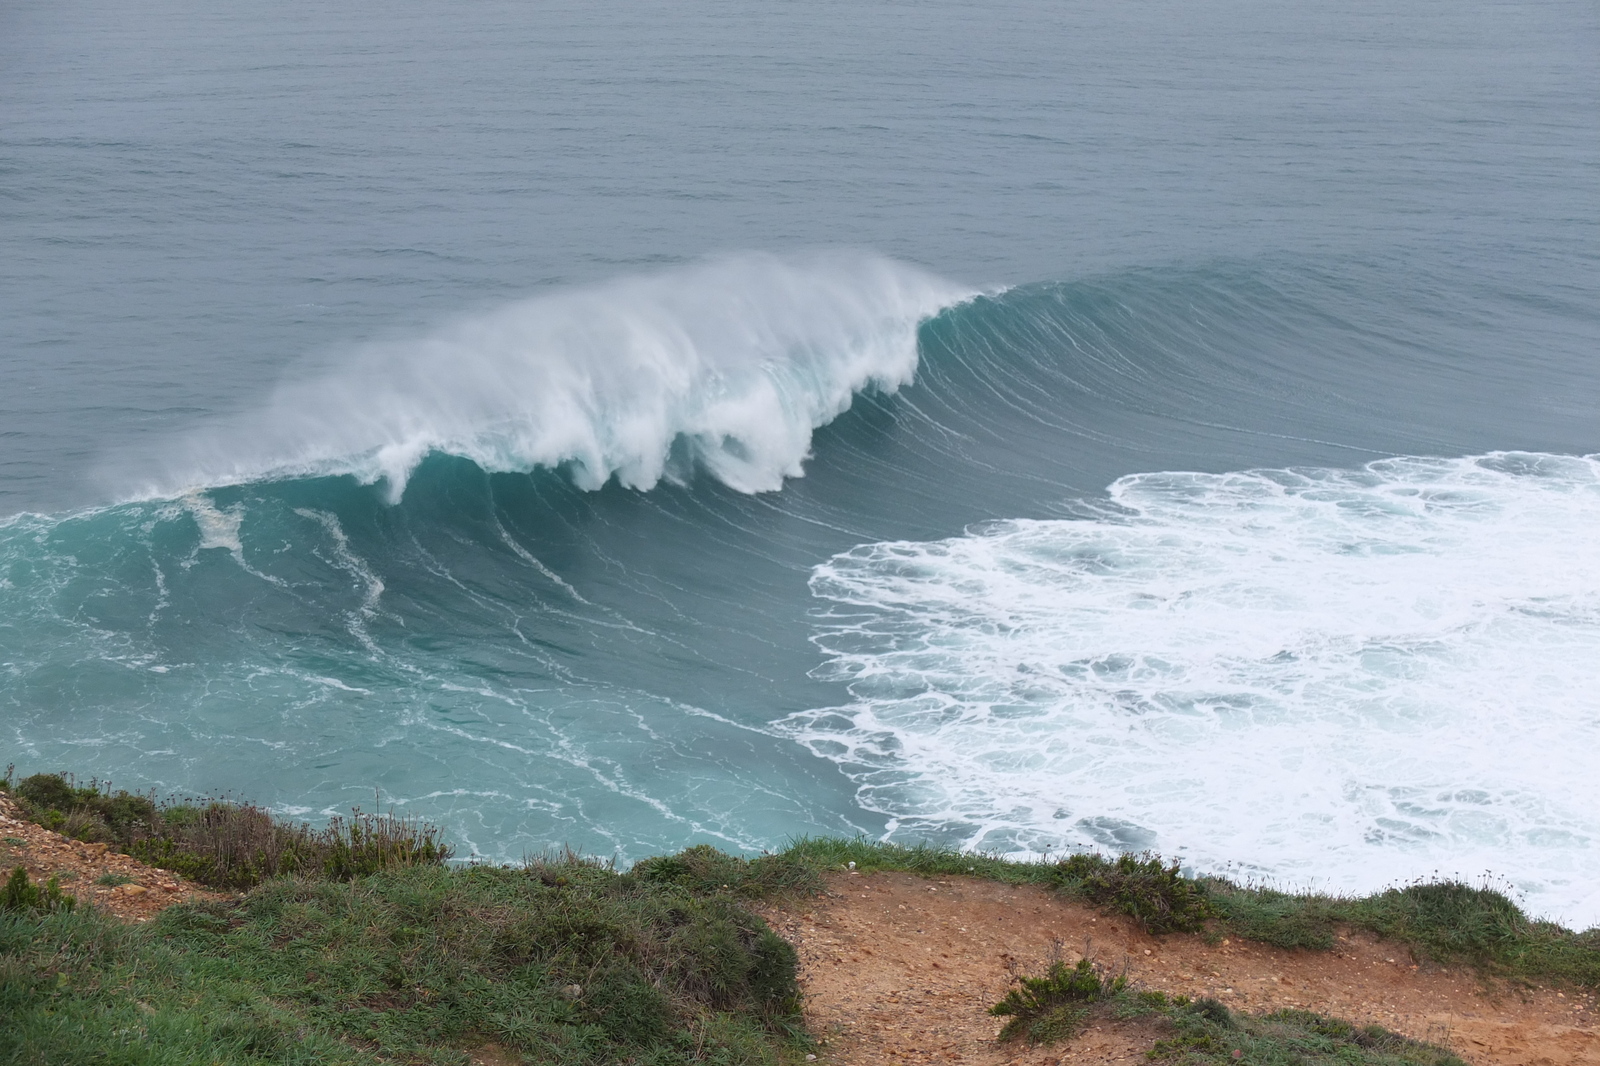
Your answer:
[138,251,973,499]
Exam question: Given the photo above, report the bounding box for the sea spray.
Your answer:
[130,252,974,501]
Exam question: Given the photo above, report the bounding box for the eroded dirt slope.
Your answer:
[0,792,227,921]
[759,871,1600,1066]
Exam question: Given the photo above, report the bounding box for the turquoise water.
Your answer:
[3,1,1599,921]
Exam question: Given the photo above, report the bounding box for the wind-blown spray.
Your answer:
[142,252,973,500]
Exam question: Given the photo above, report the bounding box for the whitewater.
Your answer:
[786,453,1600,920]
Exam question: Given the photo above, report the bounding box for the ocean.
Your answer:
[3,0,1598,923]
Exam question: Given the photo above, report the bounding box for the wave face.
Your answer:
[134,252,973,499]
[7,257,1600,925]
[782,453,1600,919]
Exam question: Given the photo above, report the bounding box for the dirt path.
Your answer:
[759,871,1600,1066]
[0,793,227,922]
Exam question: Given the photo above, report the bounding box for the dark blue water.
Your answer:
[4,0,1599,920]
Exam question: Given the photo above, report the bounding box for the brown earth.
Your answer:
[0,792,229,922]
[758,871,1600,1066]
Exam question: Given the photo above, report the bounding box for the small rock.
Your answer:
[121,884,148,896]
[560,984,582,1000]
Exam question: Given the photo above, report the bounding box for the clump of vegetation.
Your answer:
[988,957,1467,1063]
[990,953,1126,1043]
[632,842,823,899]
[1,865,75,915]
[1203,880,1346,949]
[3,768,451,890]
[780,835,1051,884]
[1053,852,1214,934]
[1143,998,1466,1065]
[1206,876,1600,987]
[7,767,160,842]
[94,872,135,887]
[1,850,807,1065]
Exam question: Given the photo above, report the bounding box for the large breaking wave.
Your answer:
[125,252,974,500]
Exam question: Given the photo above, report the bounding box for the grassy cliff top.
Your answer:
[3,767,1596,1065]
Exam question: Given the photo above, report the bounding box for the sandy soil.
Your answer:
[0,792,228,922]
[758,871,1600,1066]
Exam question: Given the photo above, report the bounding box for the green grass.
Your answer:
[1,851,808,1066]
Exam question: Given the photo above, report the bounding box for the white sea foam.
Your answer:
[140,252,972,500]
[780,452,1600,926]
[182,492,244,554]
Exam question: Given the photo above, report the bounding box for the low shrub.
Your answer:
[1147,1003,1467,1065]
[990,955,1126,1043]
[989,955,1466,1063]
[631,842,823,899]
[9,769,158,842]
[1,865,75,915]
[1054,852,1214,934]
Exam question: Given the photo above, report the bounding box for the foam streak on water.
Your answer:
[780,453,1600,924]
[133,252,973,501]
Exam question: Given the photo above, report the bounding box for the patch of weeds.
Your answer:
[779,836,1053,884]
[1206,881,1342,950]
[632,842,823,899]
[1148,1001,1467,1065]
[1348,879,1600,988]
[1053,852,1214,934]
[11,770,159,842]
[319,808,454,881]
[95,872,136,887]
[1350,881,1528,965]
[990,949,1127,1044]
[1211,876,1600,988]
[4,769,452,890]
[3,838,25,848]
[1,865,76,914]
[997,974,1465,1065]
